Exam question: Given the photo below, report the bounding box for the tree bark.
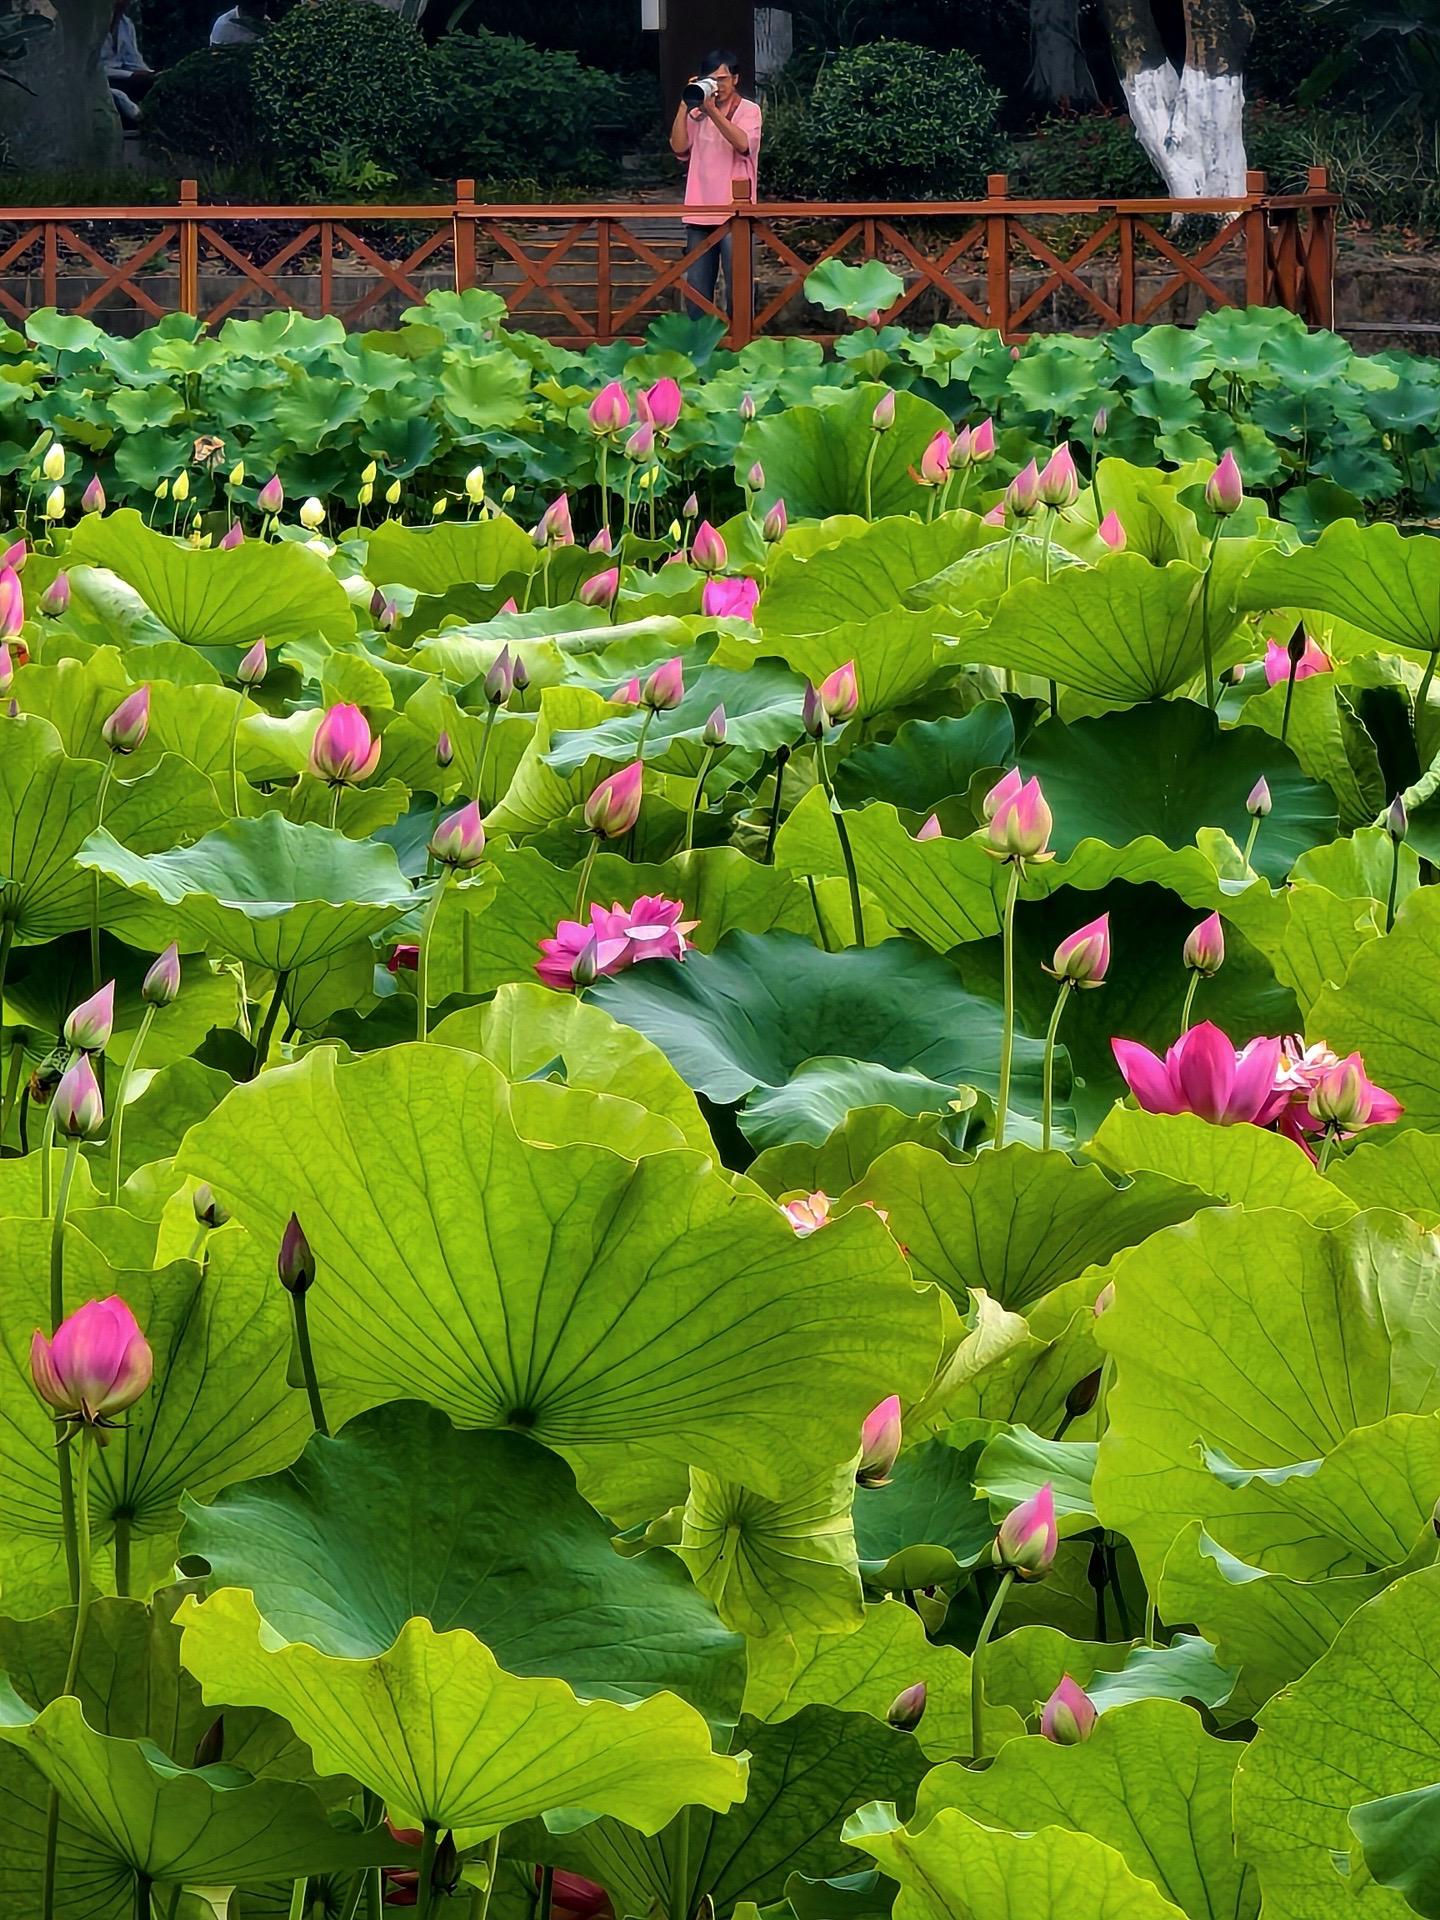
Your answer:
[1100,0,1254,198]
[0,0,122,171]
[1029,0,1096,105]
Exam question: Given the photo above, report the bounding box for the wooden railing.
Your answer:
[0,168,1338,341]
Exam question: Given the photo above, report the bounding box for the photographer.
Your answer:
[669,49,762,321]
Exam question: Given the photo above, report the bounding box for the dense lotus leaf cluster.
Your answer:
[0,328,1438,1920]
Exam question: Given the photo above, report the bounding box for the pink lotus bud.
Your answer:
[1183,912,1225,976]
[309,703,381,785]
[914,430,952,488]
[761,498,788,544]
[375,598,398,633]
[429,799,487,871]
[237,637,268,686]
[540,495,575,546]
[193,1182,229,1229]
[583,761,644,838]
[993,1481,1057,1578]
[691,521,728,574]
[971,417,997,462]
[1389,794,1408,843]
[643,656,685,712]
[52,1053,104,1138]
[39,571,70,616]
[499,597,520,617]
[31,1295,152,1424]
[1010,344,1022,361]
[64,981,115,1053]
[0,564,24,637]
[1093,1280,1116,1316]
[614,677,643,707]
[701,576,760,621]
[1092,406,1109,439]
[985,775,1053,862]
[982,502,1006,527]
[1041,1676,1096,1744]
[738,391,756,423]
[857,1394,902,1488]
[819,660,859,727]
[1048,913,1110,987]
[142,943,181,1007]
[802,681,826,738]
[0,642,12,697]
[435,730,453,769]
[278,1213,315,1296]
[1307,1054,1402,1134]
[703,704,727,747]
[219,521,244,550]
[683,493,700,520]
[81,473,105,515]
[917,813,942,841]
[1037,442,1079,508]
[983,768,1024,821]
[2,538,26,571]
[1205,450,1243,516]
[887,1682,927,1732]
[579,567,620,610]
[1247,776,1272,818]
[645,377,683,433]
[102,686,151,755]
[257,474,284,515]
[747,461,765,492]
[1007,459,1042,518]
[484,645,516,707]
[870,390,896,433]
[589,528,614,555]
[1264,632,1330,685]
[587,380,630,435]
[1097,511,1126,551]
[626,423,656,462]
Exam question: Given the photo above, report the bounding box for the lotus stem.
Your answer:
[599,443,610,540]
[287,1879,309,1920]
[328,784,342,832]
[1317,1127,1338,1176]
[1041,982,1071,1153]
[762,745,790,865]
[574,836,600,921]
[683,746,716,853]
[249,970,290,1079]
[472,1833,502,1920]
[994,862,1022,1150]
[472,703,499,812]
[0,1030,21,1145]
[107,1005,155,1207]
[1418,652,1437,744]
[1198,526,1221,708]
[817,741,865,948]
[91,758,115,998]
[61,1428,95,1698]
[1280,656,1298,746]
[415,873,449,1045]
[226,698,245,817]
[671,1808,691,1920]
[1179,971,1201,1036]
[969,1569,1014,1763]
[861,436,879,522]
[0,915,14,1132]
[1387,834,1402,934]
[1242,813,1262,871]
[536,1863,554,1920]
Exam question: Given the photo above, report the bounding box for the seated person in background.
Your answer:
[101,0,155,125]
[210,0,268,47]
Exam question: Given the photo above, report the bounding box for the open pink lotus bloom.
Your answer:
[535,895,695,991]
[1112,1021,1288,1127]
[782,1190,832,1236]
[1264,635,1331,685]
[310,703,381,785]
[702,576,760,621]
[31,1295,153,1425]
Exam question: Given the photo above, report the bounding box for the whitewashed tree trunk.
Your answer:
[1029,0,1096,105]
[1102,0,1254,199]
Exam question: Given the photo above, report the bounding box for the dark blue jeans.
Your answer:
[683,226,735,319]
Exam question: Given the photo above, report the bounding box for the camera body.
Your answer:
[684,75,719,107]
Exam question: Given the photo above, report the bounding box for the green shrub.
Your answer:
[424,29,611,186]
[768,39,1006,200]
[250,0,437,193]
[1015,109,1159,199]
[1248,105,1440,232]
[141,46,258,165]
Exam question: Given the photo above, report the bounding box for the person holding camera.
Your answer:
[669,49,762,320]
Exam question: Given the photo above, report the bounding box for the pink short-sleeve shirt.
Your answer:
[682,97,763,226]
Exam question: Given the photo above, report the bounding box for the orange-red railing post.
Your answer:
[1305,164,1336,329]
[453,179,477,295]
[1244,168,1269,307]
[985,174,1010,336]
[178,179,199,317]
[729,208,754,350]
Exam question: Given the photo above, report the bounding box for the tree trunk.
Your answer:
[1101,0,1254,198]
[1029,0,1096,105]
[0,0,121,171]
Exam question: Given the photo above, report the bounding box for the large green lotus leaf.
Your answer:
[4,930,238,1072]
[1237,519,1440,653]
[0,1222,331,1611]
[1293,826,1421,909]
[738,1058,977,1152]
[744,1599,1024,1760]
[852,1437,995,1579]
[847,1144,1208,1313]
[1350,1783,1440,1917]
[738,385,953,520]
[365,516,536,594]
[0,716,223,943]
[483,686,627,838]
[1021,701,1337,883]
[723,607,967,718]
[1234,1565,1440,1920]
[178,1588,746,1845]
[93,1059,235,1192]
[919,1277,1102,1439]
[1312,889,1440,1130]
[67,509,356,650]
[1088,1108,1354,1225]
[545,658,805,776]
[983,1625,1236,1723]
[434,983,712,1156]
[836,705,1015,812]
[1093,1208,1440,1585]
[177,1045,938,1499]
[848,1804,1189,1920]
[758,517,985,634]
[678,1459,864,1639]
[76,814,414,971]
[975,1429,1097,1537]
[746,1108,963,1201]
[1330,1130,1440,1225]
[1223,880,1378,1008]
[182,1400,743,1720]
[911,1700,1254,1920]
[1238,675,1385,830]
[805,257,905,317]
[589,933,1052,1126]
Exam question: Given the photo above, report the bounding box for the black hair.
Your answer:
[700,48,743,76]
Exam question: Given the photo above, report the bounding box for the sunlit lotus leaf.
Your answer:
[1088,1109,1353,1224]
[1237,518,1440,653]
[1328,1129,1440,1224]
[364,516,537,592]
[1311,887,1440,1130]
[678,1457,864,1639]
[983,1625,1236,1724]
[738,385,953,520]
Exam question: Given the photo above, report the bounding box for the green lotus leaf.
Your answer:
[679,1457,864,1639]
[589,932,1053,1128]
[848,1803,1189,1920]
[1234,1564,1440,1920]
[545,657,804,774]
[746,1108,963,1201]
[1349,1783,1440,1917]
[75,814,414,971]
[178,1588,747,1845]
[1093,1208,1440,1587]
[848,1143,1207,1313]
[1238,518,1440,654]
[923,1277,1102,1437]
[726,608,966,718]
[984,1625,1236,1723]
[1088,1109,1353,1224]
[93,1058,234,1192]
[1329,1130,1440,1224]
[804,259,906,319]
[1238,675,1384,830]
[1222,880,1379,1007]
[484,686,625,838]
[835,705,1016,812]
[4,931,238,1072]
[177,1045,939,1500]
[182,1400,743,1720]
[1311,888,1440,1130]
[758,518,983,635]
[975,1429,1097,1536]
[738,385,954,520]
[739,1057,978,1153]
[66,509,356,650]
[1293,826,1420,908]
[851,1437,995,1578]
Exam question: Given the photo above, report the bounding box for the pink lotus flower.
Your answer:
[538,494,574,547]
[535,895,694,991]
[887,1682,927,1731]
[142,943,181,1007]
[1247,776,1272,818]
[917,813,942,841]
[857,1394,902,1487]
[702,576,760,621]
[983,768,1023,821]
[782,1190,831,1236]
[613,677,643,707]
[31,1296,152,1428]
[257,474,284,515]
[589,528,614,555]
[1205,449,1243,516]
[219,521,244,550]
[237,637,268,686]
[101,685,150,755]
[1037,441,1079,509]
[691,521,728,574]
[761,499,788,544]
[971,417,996,462]
[985,774,1053,862]
[1112,1021,1287,1127]
[1092,406,1109,438]
[804,660,859,736]
[484,646,516,707]
[626,423,656,462]
[644,377,683,432]
[871,390,896,432]
[428,800,487,871]
[52,1054,104,1139]
[583,761,644,838]
[64,981,115,1053]
[643,656,685,711]
[1041,1676,1096,1745]
[588,381,630,435]
[951,425,973,468]
[993,1482,1057,1578]
[1007,459,1041,518]
[81,474,105,515]
[1046,913,1110,987]
[1264,634,1331,685]
[39,572,69,616]
[747,461,765,492]
[0,642,11,697]
[579,567,620,610]
[2,538,26,571]
[1098,511,1126,551]
[703,704,727,746]
[309,703,381,785]
[498,597,520,616]
[1308,1055,1403,1135]
[911,430,952,488]
[1183,912,1225,976]
[981,502,1006,527]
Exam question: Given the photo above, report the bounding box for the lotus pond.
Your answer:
[4,300,1440,1920]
